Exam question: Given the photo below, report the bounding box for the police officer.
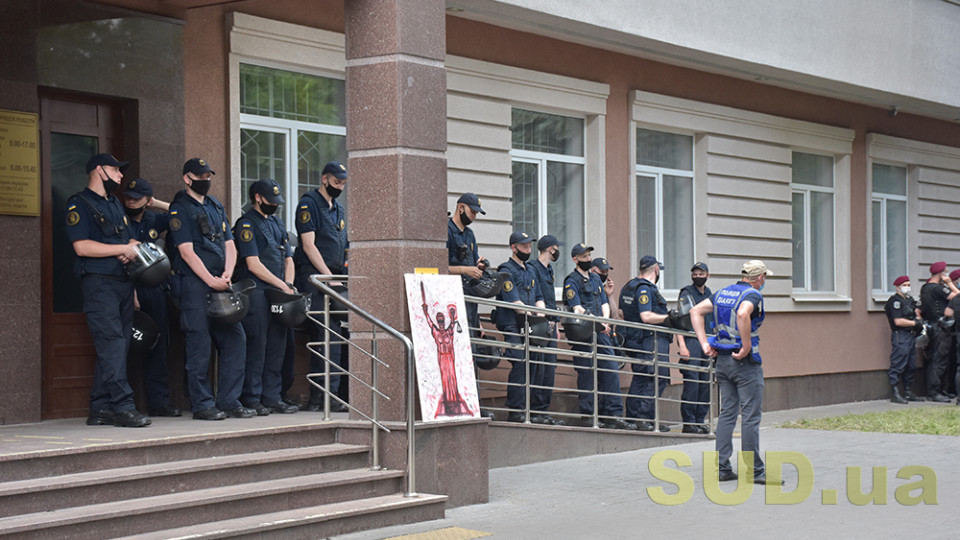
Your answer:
[121,178,180,417]
[885,275,924,404]
[676,262,713,433]
[919,261,958,402]
[294,161,349,412]
[496,232,546,422]
[234,179,299,416]
[621,255,676,432]
[563,243,630,430]
[528,234,564,425]
[690,260,780,485]
[591,257,616,315]
[168,158,246,420]
[68,153,151,428]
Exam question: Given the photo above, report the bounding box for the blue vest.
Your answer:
[495,258,541,328]
[168,190,229,277]
[294,190,348,274]
[564,270,605,316]
[708,281,765,363]
[619,277,643,342]
[66,189,131,278]
[234,209,289,286]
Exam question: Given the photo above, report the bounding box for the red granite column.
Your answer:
[345,0,448,422]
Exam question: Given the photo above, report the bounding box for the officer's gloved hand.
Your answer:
[664,309,683,328]
[914,319,924,333]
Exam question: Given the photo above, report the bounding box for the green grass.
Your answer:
[781,406,960,436]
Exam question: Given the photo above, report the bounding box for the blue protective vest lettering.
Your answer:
[708,282,765,363]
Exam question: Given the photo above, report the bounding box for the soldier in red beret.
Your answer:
[884,276,924,403]
[919,262,959,402]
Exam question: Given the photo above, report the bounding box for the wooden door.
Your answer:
[40,93,125,419]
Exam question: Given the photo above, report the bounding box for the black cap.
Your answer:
[509,231,534,245]
[592,257,613,271]
[183,158,216,176]
[537,234,562,251]
[86,153,129,174]
[124,178,153,199]
[639,255,663,270]
[691,261,709,273]
[322,161,348,180]
[457,192,485,215]
[250,178,284,205]
[571,243,594,257]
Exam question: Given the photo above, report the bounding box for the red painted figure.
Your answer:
[421,282,472,416]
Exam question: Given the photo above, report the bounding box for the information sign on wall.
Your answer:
[0,109,40,216]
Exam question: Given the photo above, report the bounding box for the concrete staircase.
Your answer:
[0,423,446,539]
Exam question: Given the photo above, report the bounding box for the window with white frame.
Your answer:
[634,127,694,291]
[510,109,585,279]
[791,152,836,292]
[871,163,908,293]
[239,63,347,230]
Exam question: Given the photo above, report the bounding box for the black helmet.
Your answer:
[473,343,500,370]
[563,317,595,343]
[207,279,255,325]
[464,269,510,298]
[265,287,312,328]
[125,242,171,287]
[526,316,551,347]
[129,310,160,357]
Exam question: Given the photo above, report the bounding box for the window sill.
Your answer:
[791,293,852,304]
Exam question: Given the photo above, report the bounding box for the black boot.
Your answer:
[903,387,925,402]
[891,384,907,404]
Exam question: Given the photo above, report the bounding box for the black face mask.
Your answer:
[654,271,660,284]
[125,205,145,217]
[190,179,211,196]
[577,260,592,271]
[516,250,531,262]
[692,277,707,288]
[325,184,342,199]
[100,169,120,194]
[260,203,279,216]
[550,249,560,262]
[598,273,608,283]
[459,210,473,227]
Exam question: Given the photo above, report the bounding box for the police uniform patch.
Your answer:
[66,211,80,226]
[170,217,181,231]
[148,229,158,240]
[273,185,280,195]
[299,210,311,224]
[893,301,901,309]
[503,281,514,292]
[123,216,129,225]
[565,287,575,300]
[222,221,227,232]
[129,180,137,189]
[639,294,649,304]
[240,229,254,243]
[339,219,345,230]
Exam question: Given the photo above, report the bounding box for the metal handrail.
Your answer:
[307,275,419,497]
[468,295,715,432]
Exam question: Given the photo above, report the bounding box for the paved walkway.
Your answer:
[337,400,960,540]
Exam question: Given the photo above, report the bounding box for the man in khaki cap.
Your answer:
[690,260,781,485]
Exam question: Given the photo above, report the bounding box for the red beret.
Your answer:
[893,275,910,286]
[930,261,947,274]
[950,270,960,282]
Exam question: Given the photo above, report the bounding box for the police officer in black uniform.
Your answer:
[168,158,246,420]
[496,232,546,422]
[447,193,488,336]
[675,262,713,433]
[121,178,180,417]
[235,179,299,416]
[622,255,676,432]
[919,261,958,402]
[564,243,630,429]
[67,153,150,427]
[528,234,564,425]
[294,161,349,412]
[885,275,924,404]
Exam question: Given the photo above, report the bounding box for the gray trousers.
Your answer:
[715,353,765,474]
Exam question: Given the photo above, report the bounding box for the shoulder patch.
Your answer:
[565,287,575,300]
[123,216,129,225]
[148,228,158,240]
[893,300,901,309]
[239,229,254,243]
[299,210,311,224]
[638,294,649,304]
[222,221,227,232]
[503,281,514,292]
[66,211,80,226]
[169,217,181,231]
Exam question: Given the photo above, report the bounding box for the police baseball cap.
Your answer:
[86,153,129,174]
[509,231,534,245]
[741,259,773,278]
[322,161,348,180]
[592,257,613,271]
[930,261,947,274]
[250,178,284,205]
[537,234,562,251]
[457,192,485,215]
[183,158,216,176]
[691,262,709,273]
[571,243,594,257]
[639,255,663,270]
[893,275,910,286]
[124,178,153,199]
